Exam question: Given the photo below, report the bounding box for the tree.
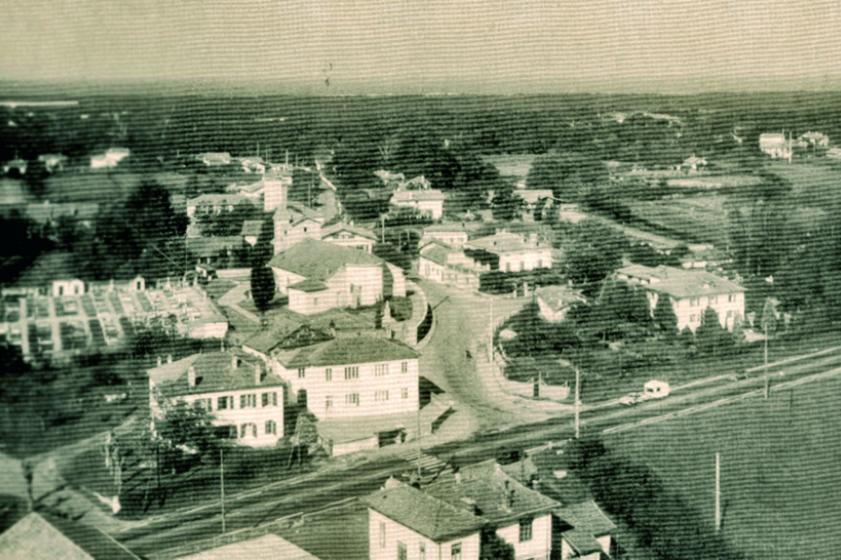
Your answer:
[561,220,627,295]
[490,187,523,221]
[197,202,259,237]
[251,265,276,313]
[653,295,678,338]
[156,400,219,460]
[695,307,733,356]
[526,152,608,202]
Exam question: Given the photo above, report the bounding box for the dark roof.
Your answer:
[242,318,333,355]
[277,336,418,368]
[561,528,603,555]
[419,242,454,266]
[288,278,329,292]
[269,239,383,281]
[0,512,141,560]
[150,351,285,398]
[555,500,616,537]
[427,460,559,526]
[364,482,484,542]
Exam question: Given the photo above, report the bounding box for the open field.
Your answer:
[607,371,841,560]
[482,153,537,179]
[624,195,728,245]
[665,174,761,189]
[765,160,841,209]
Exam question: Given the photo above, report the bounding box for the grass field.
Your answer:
[607,373,841,560]
[624,195,728,245]
[765,160,841,209]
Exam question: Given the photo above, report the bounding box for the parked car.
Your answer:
[619,392,645,406]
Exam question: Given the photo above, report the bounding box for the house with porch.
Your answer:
[269,239,405,315]
[615,264,745,332]
[148,351,286,447]
[555,501,616,560]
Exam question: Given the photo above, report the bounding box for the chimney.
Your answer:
[187,366,197,387]
[156,356,162,367]
[231,354,239,370]
[254,362,264,385]
[166,354,173,364]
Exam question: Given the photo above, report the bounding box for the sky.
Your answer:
[2,0,841,94]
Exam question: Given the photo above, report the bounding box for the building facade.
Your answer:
[616,264,745,332]
[321,223,377,253]
[465,231,553,273]
[148,352,286,447]
[420,225,469,248]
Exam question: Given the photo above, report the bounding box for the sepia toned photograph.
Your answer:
[1,1,841,558]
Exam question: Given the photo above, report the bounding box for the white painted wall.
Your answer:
[323,232,375,253]
[497,248,553,272]
[273,357,419,421]
[369,509,480,560]
[272,268,306,295]
[273,219,322,254]
[649,291,744,333]
[495,514,552,560]
[418,257,480,291]
[155,385,285,447]
[385,263,407,298]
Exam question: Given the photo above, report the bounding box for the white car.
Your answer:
[619,392,644,406]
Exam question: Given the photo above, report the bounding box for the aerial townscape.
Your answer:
[2,3,841,560]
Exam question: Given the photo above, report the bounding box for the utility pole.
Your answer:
[416,406,422,480]
[488,297,494,361]
[381,214,386,244]
[714,452,721,532]
[220,447,226,534]
[574,366,581,439]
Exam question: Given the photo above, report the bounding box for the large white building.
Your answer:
[268,335,419,421]
[465,230,553,273]
[616,264,745,332]
[269,239,406,315]
[148,351,286,447]
[758,132,793,161]
[90,147,130,170]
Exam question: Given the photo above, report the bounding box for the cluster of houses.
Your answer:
[758,130,833,161]
[1,457,618,560]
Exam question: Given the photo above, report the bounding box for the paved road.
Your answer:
[118,345,841,557]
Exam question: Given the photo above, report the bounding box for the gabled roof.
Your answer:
[321,222,377,241]
[419,241,455,266]
[616,264,744,298]
[535,285,586,312]
[269,239,383,281]
[364,482,485,543]
[0,512,141,560]
[427,460,559,526]
[555,500,616,537]
[149,351,285,398]
[276,336,418,368]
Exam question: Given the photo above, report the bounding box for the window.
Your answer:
[374,363,389,376]
[239,423,256,438]
[451,543,462,560]
[690,314,697,323]
[325,368,332,381]
[378,521,386,548]
[325,396,333,411]
[401,361,408,373]
[419,543,426,560]
[217,396,230,410]
[401,387,409,399]
[344,366,359,380]
[690,297,699,306]
[261,392,277,407]
[240,394,256,408]
[375,390,389,402]
[313,297,319,306]
[297,367,306,379]
[345,393,359,406]
[265,420,277,435]
[519,518,533,542]
[397,541,407,560]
